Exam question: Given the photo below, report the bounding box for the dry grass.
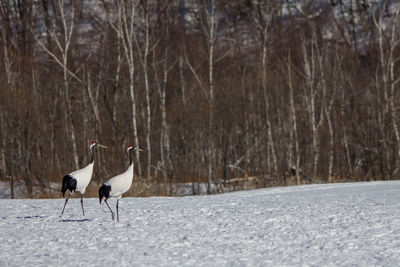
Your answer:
[1,173,392,199]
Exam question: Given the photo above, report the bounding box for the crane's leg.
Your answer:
[104,199,114,221]
[116,199,120,222]
[60,193,72,217]
[80,193,85,216]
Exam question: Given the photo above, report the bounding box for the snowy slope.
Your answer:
[1,181,400,266]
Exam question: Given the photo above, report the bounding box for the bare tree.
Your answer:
[250,1,279,177]
[184,0,219,192]
[112,0,142,176]
[388,11,400,173]
[287,52,300,184]
[1,19,13,197]
[204,0,218,192]
[323,48,341,183]
[300,22,330,181]
[373,6,400,176]
[0,0,37,196]
[133,1,153,183]
[152,2,175,194]
[34,0,80,169]
[2,0,400,197]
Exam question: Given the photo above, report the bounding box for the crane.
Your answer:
[60,141,107,217]
[99,146,142,222]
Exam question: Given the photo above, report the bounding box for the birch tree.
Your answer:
[34,0,80,169]
[205,0,217,192]
[373,6,400,176]
[388,11,400,174]
[322,48,340,183]
[186,0,218,191]
[251,1,278,176]
[152,2,174,194]
[300,24,326,181]
[287,52,300,184]
[112,0,142,176]
[133,0,156,183]
[0,0,38,196]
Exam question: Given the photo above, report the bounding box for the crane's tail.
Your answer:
[61,175,77,197]
[98,184,111,204]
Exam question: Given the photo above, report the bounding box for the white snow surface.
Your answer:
[2,181,400,266]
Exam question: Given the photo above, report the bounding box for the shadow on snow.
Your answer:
[59,218,92,222]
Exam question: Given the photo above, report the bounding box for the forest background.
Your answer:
[1,0,400,198]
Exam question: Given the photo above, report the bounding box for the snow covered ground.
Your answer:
[1,181,400,266]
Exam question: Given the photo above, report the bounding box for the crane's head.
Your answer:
[127,146,143,153]
[90,141,107,151]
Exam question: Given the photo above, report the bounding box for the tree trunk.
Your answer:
[288,53,300,185]
[261,28,278,177]
[129,70,142,176]
[138,9,151,183]
[373,8,393,178]
[117,0,142,176]
[389,11,400,175]
[325,107,334,183]
[207,0,217,193]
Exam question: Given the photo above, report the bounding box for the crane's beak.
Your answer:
[97,144,108,149]
[134,147,143,152]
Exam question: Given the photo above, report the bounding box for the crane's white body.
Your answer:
[99,146,141,222]
[69,162,94,194]
[61,141,107,217]
[104,164,134,198]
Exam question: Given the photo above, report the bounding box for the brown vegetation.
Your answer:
[1,0,400,198]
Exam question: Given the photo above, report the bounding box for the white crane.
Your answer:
[60,141,107,217]
[99,146,142,222]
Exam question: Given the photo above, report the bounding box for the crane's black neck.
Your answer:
[90,145,96,164]
[128,148,133,166]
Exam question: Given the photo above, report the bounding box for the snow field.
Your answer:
[1,181,400,266]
